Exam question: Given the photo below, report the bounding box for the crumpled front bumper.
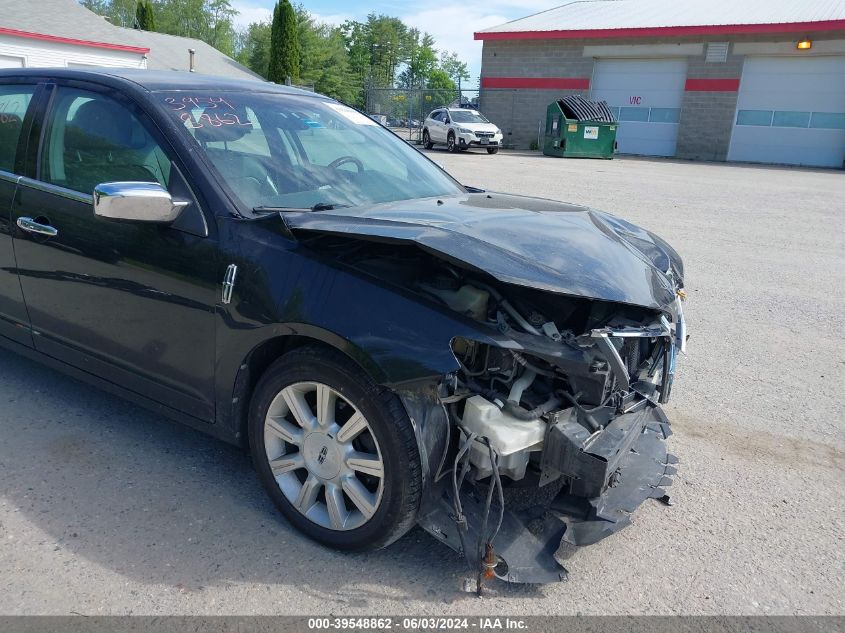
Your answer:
[548,404,676,548]
[416,402,676,584]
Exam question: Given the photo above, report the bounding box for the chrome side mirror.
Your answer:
[93,182,188,224]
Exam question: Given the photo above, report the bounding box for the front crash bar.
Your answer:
[590,296,686,354]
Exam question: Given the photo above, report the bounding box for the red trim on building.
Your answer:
[474,19,845,40]
[481,77,590,90]
[684,78,740,92]
[0,27,150,54]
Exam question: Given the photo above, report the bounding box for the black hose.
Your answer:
[558,391,603,431]
[501,395,561,421]
[456,356,488,377]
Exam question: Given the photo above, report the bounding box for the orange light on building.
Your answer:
[796,40,813,50]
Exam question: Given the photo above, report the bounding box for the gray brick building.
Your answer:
[476,1,845,168]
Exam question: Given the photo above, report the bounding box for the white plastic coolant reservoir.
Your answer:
[422,284,489,320]
[460,395,546,481]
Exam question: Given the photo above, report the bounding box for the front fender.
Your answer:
[213,217,501,440]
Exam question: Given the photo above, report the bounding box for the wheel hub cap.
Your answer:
[303,431,342,480]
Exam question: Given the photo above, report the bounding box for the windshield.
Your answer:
[449,110,490,124]
[158,91,463,213]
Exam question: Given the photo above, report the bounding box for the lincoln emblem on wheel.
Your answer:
[0,68,686,586]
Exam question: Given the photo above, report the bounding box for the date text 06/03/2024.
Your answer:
[307,617,529,630]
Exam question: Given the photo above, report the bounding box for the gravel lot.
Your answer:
[1,150,843,615]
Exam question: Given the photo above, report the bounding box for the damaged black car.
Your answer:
[0,69,686,585]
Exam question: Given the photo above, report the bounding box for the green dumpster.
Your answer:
[543,95,618,159]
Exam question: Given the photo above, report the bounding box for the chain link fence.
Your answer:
[365,88,481,143]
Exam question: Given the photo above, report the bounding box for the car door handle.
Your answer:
[17,217,58,238]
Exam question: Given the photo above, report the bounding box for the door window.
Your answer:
[0,85,35,173]
[40,88,171,195]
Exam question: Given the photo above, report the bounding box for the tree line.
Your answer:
[79,0,471,109]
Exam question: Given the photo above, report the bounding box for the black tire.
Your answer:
[447,132,457,153]
[422,129,433,150]
[487,147,499,155]
[248,346,422,551]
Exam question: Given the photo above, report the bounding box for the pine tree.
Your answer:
[268,0,300,84]
[145,2,156,31]
[135,0,155,31]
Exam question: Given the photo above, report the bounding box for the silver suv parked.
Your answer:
[422,108,503,154]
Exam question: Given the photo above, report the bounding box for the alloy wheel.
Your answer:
[263,382,384,531]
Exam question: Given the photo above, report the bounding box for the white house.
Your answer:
[0,0,259,79]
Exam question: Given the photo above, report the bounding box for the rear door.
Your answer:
[426,110,438,141]
[441,110,453,141]
[0,81,37,347]
[10,81,219,420]
[431,110,445,142]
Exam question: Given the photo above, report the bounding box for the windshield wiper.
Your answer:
[253,202,349,214]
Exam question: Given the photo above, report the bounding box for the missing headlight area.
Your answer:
[423,270,683,587]
[299,232,685,588]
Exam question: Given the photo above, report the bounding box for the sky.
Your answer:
[231,1,564,88]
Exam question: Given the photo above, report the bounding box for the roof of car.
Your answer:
[0,67,317,96]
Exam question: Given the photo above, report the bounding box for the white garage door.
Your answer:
[728,56,845,168]
[591,59,687,157]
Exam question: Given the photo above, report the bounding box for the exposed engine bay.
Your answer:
[424,264,683,586]
[295,222,687,588]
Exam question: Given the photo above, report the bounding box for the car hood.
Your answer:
[283,193,683,310]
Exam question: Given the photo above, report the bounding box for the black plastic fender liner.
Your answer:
[397,387,451,487]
